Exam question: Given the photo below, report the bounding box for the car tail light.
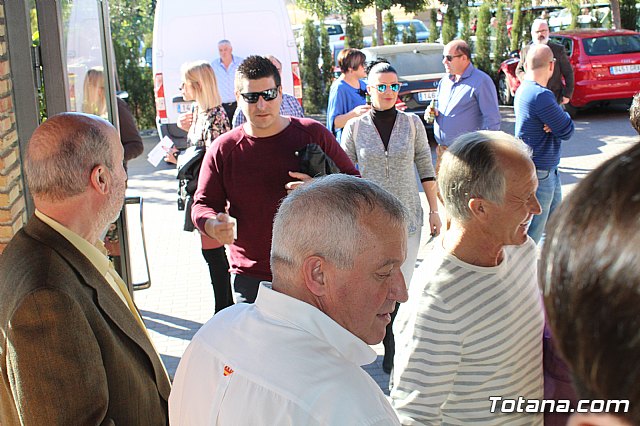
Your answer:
[339,35,345,41]
[154,73,168,123]
[291,62,303,106]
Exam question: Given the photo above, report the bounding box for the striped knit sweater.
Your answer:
[391,237,544,425]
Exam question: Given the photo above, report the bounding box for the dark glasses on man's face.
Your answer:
[443,54,463,62]
[374,83,401,93]
[240,87,279,103]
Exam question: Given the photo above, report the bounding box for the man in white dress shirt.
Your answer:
[169,174,409,425]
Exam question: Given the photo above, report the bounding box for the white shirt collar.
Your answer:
[255,283,377,366]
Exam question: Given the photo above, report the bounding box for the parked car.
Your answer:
[496,29,640,117]
[361,43,446,143]
[293,19,346,47]
[393,19,430,43]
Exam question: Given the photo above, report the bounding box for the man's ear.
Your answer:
[468,197,488,221]
[301,255,328,297]
[89,164,109,195]
[568,413,632,426]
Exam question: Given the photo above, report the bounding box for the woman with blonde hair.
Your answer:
[177,60,233,313]
[82,67,143,167]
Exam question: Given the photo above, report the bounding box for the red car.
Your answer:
[497,29,640,117]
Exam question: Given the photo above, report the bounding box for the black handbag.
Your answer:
[295,143,341,177]
[176,146,205,214]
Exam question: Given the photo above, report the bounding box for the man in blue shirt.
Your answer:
[212,40,243,120]
[427,40,501,172]
[515,44,575,243]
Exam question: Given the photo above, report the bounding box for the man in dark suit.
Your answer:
[0,113,171,425]
[516,19,575,105]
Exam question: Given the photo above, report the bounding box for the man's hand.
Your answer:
[429,212,442,237]
[543,124,552,133]
[204,213,235,245]
[285,171,313,194]
[423,104,439,122]
[177,112,194,132]
[561,96,570,105]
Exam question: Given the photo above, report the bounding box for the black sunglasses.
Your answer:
[356,88,368,99]
[373,83,401,93]
[443,54,464,62]
[240,87,279,103]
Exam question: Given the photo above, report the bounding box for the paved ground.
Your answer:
[127,128,401,392]
[129,105,637,395]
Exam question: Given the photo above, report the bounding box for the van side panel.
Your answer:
[153,0,298,145]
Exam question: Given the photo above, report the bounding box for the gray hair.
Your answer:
[218,39,231,47]
[25,113,114,202]
[439,131,532,222]
[270,174,407,274]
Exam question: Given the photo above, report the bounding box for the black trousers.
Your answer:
[201,247,233,313]
[231,273,262,304]
[383,302,400,372]
[221,102,237,123]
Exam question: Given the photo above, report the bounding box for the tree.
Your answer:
[345,13,365,49]
[301,20,323,114]
[441,5,457,44]
[402,22,418,43]
[459,3,472,44]
[428,9,439,43]
[610,0,622,29]
[620,0,638,30]
[475,2,492,75]
[563,0,581,29]
[493,0,509,74]
[510,0,525,51]
[109,0,156,129]
[319,25,334,107]
[383,11,398,45]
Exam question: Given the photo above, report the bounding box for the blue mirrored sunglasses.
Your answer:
[374,83,401,93]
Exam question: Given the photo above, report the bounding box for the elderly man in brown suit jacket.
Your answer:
[0,113,171,425]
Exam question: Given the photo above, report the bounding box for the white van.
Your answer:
[152,0,302,148]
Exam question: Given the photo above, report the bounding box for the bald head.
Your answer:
[445,39,471,60]
[526,44,554,71]
[26,113,116,202]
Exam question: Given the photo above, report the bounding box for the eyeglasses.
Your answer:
[443,54,464,62]
[240,87,279,103]
[373,83,401,93]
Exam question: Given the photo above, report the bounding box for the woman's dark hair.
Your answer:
[337,48,366,74]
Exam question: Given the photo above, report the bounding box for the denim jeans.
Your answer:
[528,167,562,244]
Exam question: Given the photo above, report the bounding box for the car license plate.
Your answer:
[417,91,437,102]
[610,64,640,75]
[176,102,193,113]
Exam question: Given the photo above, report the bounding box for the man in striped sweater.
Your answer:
[390,131,545,425]
[514,44,575,243]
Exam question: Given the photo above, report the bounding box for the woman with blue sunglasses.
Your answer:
[341,60,441,375]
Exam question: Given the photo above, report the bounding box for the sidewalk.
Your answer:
[126,130,434,393]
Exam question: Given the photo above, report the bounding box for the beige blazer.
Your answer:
[0,216,171,425]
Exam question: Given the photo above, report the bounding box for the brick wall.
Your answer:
[0,2,27,253]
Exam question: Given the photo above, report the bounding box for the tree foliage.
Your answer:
[620,0,638,30]
[402,22,418,43]
[428,9,439,43]
[319,25,334,105]
[345,13,365,49]
[383,12,398,45]
[459,3,472,44]
[109,0,156,129]
[441,6,457,44]
[301,20,323,114]
[493,0,510,74]
[510,0,525,51]
[475,2,492,75]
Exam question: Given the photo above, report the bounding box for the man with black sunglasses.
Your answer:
[191,55,358,304]
[426,40,501,173]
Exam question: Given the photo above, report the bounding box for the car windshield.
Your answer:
[396,21,428,33]
[325,24,343,35]
[377,51,445,76]
[582,35,640,55]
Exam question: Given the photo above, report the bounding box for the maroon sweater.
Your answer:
[192,117,359,280]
